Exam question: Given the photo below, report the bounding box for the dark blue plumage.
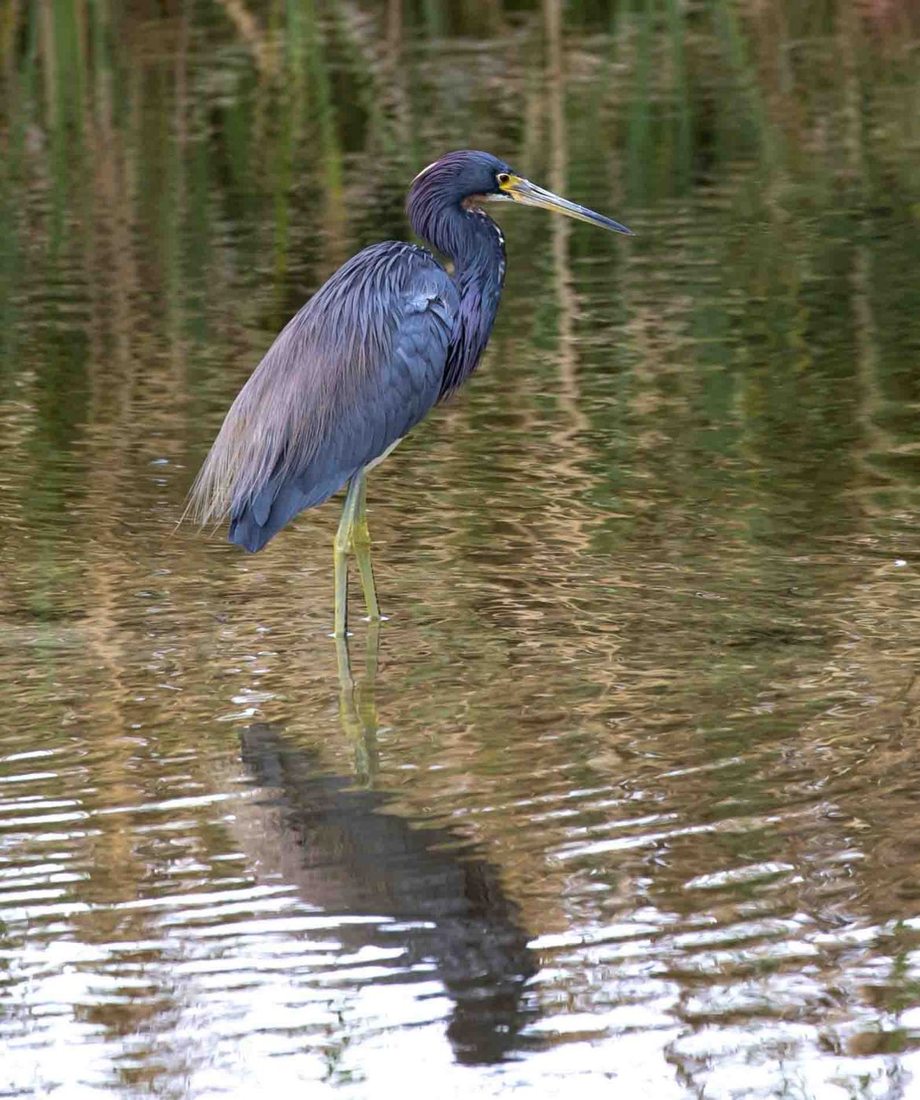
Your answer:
[228,242,459,551]
[193,151,511,553]
[188,149,631,634]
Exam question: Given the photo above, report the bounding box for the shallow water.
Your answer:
[2,2,920,1097]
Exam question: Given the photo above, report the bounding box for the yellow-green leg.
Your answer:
[350,471,381,624]
[333,475,362,638]
[332,469,381,638]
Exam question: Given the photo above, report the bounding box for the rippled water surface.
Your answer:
[3,2,920,1097]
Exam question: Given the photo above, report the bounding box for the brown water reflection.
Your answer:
[2,0,920,1097]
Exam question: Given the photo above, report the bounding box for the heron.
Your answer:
[188,150,632,636]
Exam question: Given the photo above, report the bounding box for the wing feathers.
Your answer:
[188,242,457,552]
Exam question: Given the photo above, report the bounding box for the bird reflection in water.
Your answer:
[239,628,536,1064]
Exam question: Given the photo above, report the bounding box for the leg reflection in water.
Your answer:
[334,621,382,787]
[240,628,536,1064]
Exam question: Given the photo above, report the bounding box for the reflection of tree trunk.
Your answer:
[384,0,411,149]
[336,0,408,163]
[840,0,888,513]
[544,0,591,550]
[38,0,57,126]
[0,0,20,77]
[75,1,148,937]
[545,0,580,427]
[170,5,190,409]
[214,0,277,78]
[851,238,888,508]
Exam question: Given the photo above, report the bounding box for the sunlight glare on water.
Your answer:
[2,1,920,1097]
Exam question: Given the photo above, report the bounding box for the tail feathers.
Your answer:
[228,470,354,553]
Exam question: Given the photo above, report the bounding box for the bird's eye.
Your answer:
[497,173,510,186]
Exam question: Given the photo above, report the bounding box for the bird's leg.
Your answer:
[349,469,381,623]
[333,477,363,637]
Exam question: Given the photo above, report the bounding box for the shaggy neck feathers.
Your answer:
[406,175,506,398]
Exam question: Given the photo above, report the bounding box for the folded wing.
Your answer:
[188,242,458,552]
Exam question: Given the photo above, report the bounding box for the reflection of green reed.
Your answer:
[610,0,779,203]
[1,0,920,564]
[1,2,919,963]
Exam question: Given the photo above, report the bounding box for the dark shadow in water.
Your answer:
[239,630,536,1065]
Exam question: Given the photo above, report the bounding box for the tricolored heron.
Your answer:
[189,150,632,636]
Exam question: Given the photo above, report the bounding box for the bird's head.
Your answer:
[407,149,633,236]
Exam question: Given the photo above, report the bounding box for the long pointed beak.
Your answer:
[500,176,633,235]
